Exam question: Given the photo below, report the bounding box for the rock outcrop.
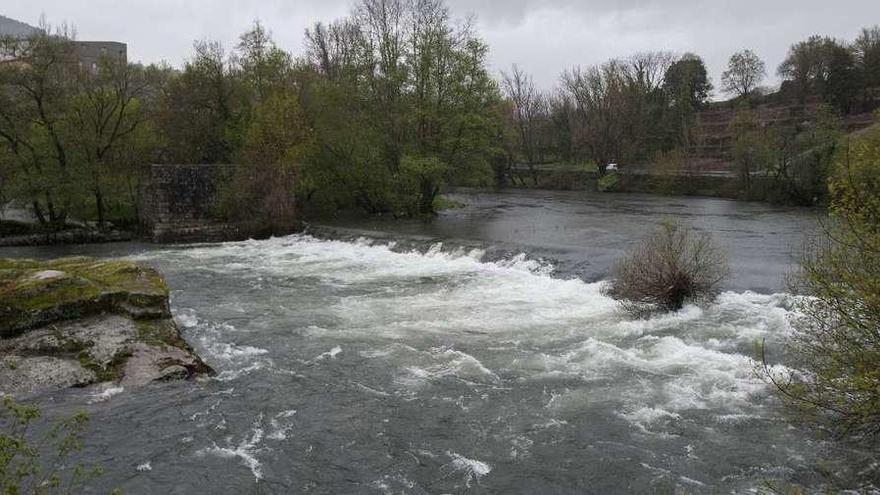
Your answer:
[0,257,212,396]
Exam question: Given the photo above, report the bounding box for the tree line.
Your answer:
[1,2,879,232]
[500,26,880,199]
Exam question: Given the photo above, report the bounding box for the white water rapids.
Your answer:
[16,232,879,493]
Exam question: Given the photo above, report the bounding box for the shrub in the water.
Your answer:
[605,221,728,315]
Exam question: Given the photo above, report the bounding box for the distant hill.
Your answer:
[0,14,39,37]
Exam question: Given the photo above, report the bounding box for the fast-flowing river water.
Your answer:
[3,191,878,493]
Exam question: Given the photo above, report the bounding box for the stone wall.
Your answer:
[142,164,244,243]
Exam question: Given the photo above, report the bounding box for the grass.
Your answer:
[433,195,466,210]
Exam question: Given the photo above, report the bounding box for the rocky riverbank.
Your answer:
[0,257,212,396]
[0,228,134,247]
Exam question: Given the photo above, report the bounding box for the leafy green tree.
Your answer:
[761,122,880,439]
[0,26,78,229]
[300,0,502,216]
[729,108,778,194]
[158,41,246,164]
[221,91,311,235]
[663,53,712,109]
[69,57,148,227]
[233,21,295,103]
[730,105,841,203]
[663,53,712,149]
[778,35,857,111]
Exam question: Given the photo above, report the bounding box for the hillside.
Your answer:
[0,14,39,37]
[682,98,877,174]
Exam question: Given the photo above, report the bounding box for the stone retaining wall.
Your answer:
[142,164,244,243]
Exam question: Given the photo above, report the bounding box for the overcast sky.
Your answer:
[4,1,879,96]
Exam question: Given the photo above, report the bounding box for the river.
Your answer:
[2,190,877,494]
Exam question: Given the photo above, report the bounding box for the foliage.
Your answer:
[212,24,312,235]
[663,53,713,109]
[596,172,621,192]
[778,35,862,112]
[760,124,880,439]
[721,49,766,98]
[0,397,108,494]
[558,52,678,167]
[0,24,151,231]
[156,40,245,165]
[432,195,465,210]
[2,11,878,232]
[729,105,842,204]
[854,26,880,95]
[663,54,713,148]
[605,221,729,315]
[300,0,503,216]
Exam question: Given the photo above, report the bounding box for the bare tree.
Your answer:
[626,51,675,93]
[561,61,629,169]
[502,64,546,184]
[305,19,365,81]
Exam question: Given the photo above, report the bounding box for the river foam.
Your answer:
[128,233,812,492]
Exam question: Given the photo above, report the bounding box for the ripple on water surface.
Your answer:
[57,234,876,493]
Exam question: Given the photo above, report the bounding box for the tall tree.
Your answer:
[0,25,78,228]
[721,49,766,98]
[853,26,880,111]
[663,53,712,149]
[300,0,502,216]
[778,35,855,109]
[69,57,148,227]
[158,41,245,164]
[502,65,546,184]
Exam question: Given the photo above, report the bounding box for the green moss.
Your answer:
[432,195,466,210]
[135,319,187,349]
[0,257,170,338]
[77,348,130,383]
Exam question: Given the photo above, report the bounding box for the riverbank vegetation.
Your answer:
[1,2,879,233]
[761,124,880,440]
[0,397,107,494]
[605,221,729,315]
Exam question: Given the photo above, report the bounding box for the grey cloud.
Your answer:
[4,0,879,93]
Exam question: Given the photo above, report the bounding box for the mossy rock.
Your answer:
[0,257,170,338]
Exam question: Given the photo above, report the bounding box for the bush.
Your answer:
[597,172,621,192]
[1,397,108,493]
[759,124,880,440]
[605,221,729,315]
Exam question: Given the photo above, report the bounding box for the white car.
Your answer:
[606,163,619,172]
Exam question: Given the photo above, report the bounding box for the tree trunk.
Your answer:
[31,200,47,226]
[419,180,437,216]
[95,187,105,229]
